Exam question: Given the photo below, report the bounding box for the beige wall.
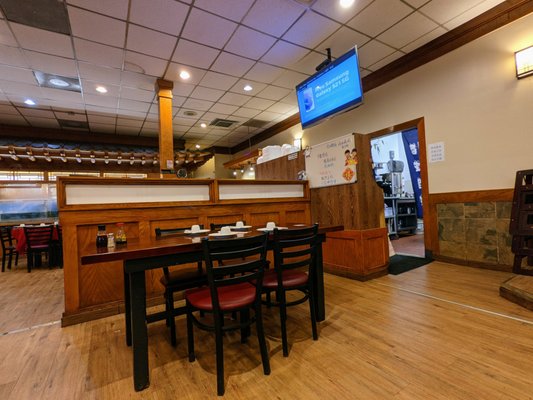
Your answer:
[194,154,234,179]
[245,13,533,194]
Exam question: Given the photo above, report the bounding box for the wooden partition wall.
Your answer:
[57,177,311,325]
[255,133,388,280]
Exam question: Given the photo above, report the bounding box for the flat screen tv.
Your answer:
[295,46,363,129]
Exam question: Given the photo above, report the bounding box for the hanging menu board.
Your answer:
[304,134,357,188]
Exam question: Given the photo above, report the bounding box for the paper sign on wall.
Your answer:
[304,134,357,189]
[428,142,445,163]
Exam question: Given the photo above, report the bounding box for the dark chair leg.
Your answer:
[266,290,272,308]
[168,291,177,347]
[7,253,12,270]
[14,251,18,266]
[1,254,5,272]
[27,251,33,273]
[186,303,195,362]
[214,314,225,396]
[255,305,271,376]
[240,309,250,343]
[279,289,289,357]
[308,287,318,340]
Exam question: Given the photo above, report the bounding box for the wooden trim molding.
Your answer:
[429,188,514,204]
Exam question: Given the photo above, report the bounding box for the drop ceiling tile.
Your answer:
[115,126,141,135]
[120,109,148,118]
[347,0,412,37]
[82,79,119,97]
[232,107,261,119]
[201,112,229,122]
[403,0,431,8]
[119,99,150,112]
[85,93,118,108]
[1,80,43,97]
[182,98,214,112]
[244,63,284,84]
[85,104,117,114]
[124,51,168,78]
[357,40,396,69]
[368,51,404,71]
[0,104,19,115]
[256,110,282,121]
[256,86,291,101]
[0,114,27,125]
[401,26,447,53]
[40,87,84,103]
[26,116,61,128]
[272,70,308,89]
[130,0,189,35]
[0,45,26,67]
[165,63,206,85]
[142,121,158,130]
[261,41,309,69]
[74,38,124,69]
[172,39,220,69]
[11,23,74,58]
[0,65,35,84]
[280,93,297,106]
[360,68,372,78]
[218,92,252,107]
[420,0,484,25]
[87,114,116,124]
[317,27,370,57]
[225,26,277,60]
[290,50,328,75]
[199,71,239,91]
[182,8,237,48]
[378,12,439,49]
[283,11,340,49]
[79,62,121,85]
[90,122,116,133]
[66,0,129,19]
[172,82,195,97]
[117,117,144,127]
[211,52,255,77]
[229,79,267,95]
[311,0,374,23]
[54,111,87,121]
[443,0,505,30]
[120,87,155,103]
[68,6,126,47]
[126,25,177,60]
[121,71,156,91]
[189,86,225,102]
[0,20,17,46]
[243,0,305,37]
[194,0,254,22]
[18,108,55,118]
[174,116,197,126]
[24,50,78,77]
[209,103,238,115]
[244,97,275,110]
[266,102,296,114]
[140,129,158,137]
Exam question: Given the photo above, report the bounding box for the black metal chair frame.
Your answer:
[1,226,19,272]
[268,224,319,357]
[154,226,207,346]
[24,226,53,273]
[186,233,270,396]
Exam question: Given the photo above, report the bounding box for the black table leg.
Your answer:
[129,268,150,391]
[314,237,325,322]
[124,267,132,347]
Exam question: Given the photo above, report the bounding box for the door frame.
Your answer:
[366,117,434,258]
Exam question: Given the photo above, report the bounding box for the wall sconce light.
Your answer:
[515,45,533,79]
[293,137,302,150]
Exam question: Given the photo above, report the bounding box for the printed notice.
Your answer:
[428,142,445,163]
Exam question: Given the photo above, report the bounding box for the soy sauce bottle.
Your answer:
[96,224,108,248]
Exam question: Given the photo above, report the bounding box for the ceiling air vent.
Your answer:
[209,118,238,128]
[58,119,89,130]
[243,119,269,128]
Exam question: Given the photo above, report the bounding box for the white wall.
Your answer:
[245,13,533,194]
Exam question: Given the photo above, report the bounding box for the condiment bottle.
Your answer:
[107,233,115,248]
[116,222,127,244]
[96,224,108,248]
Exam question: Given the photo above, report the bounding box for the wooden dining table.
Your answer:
[80,224,343,391]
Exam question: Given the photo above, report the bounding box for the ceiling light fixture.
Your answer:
[49,78,69,87]
[339,0,355,8]
[179,70,191,80]
[243,84,253,92]
[24,99,36,106]
[200,123,207,128]
[515,45,533,79]
[96,86,108,93]
[195,144,200,149]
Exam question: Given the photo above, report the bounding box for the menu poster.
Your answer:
[304,134,357,189]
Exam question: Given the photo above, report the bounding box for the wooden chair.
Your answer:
[155,226,207,346]
[185,233,270,396]
[209,220,246,231]
[1,226,19,272]
[264,224,319,357]
[50,225,63,268]
[24,226,53,273]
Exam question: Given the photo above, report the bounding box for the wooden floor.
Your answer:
[1,260,533,399]
[391,233,425,258]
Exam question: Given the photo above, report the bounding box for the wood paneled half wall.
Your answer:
[57,177,311,325]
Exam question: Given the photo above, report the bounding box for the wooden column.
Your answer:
[156,79,174,178]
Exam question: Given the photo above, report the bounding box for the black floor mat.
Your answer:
[388,254,433,275]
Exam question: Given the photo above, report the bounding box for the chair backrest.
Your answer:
[202,233,268,312]
[210,221,246,231]
[155,225,203,237]
[24,226,54,249]
[272,224,319,277]
[0,226,13,250]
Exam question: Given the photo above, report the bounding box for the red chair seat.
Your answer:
[160,267,205,286]
[30,244,50,250]
[185,283,256,311]
[262,269,308,289]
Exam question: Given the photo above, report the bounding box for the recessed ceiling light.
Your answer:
[339,0,355,8]
[95,86,108,93]
[24,99,36,106]
[243,84,253,92]
[179,70,190,80]
[200,123,207,128]
[49,78,69,87]
[195,144,201,149]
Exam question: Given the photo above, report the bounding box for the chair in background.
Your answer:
[209,220,246,231]
[24,226,53,273]
[155,226,207,346]
[263,224,319,357]
[50,225,63,268]
[1,226,19,272]
[185,233,270,396]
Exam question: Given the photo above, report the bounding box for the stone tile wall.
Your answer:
[437,201,513,267]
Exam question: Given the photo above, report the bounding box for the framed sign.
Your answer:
[304,134,357,188]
